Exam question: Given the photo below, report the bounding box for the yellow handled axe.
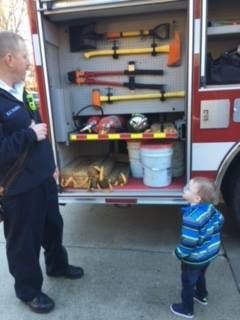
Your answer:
[84,32,181,66]
[92,89,185,108]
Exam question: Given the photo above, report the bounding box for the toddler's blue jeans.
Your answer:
[181,262,209,313]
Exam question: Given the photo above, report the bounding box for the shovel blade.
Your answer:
[168,32,181,66]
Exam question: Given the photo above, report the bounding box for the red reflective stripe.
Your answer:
[191,171,217,180]
[105,198,137,204]
[27,0,37,34]
[194,0,201,18]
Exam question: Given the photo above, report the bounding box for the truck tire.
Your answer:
[221,163,240,225]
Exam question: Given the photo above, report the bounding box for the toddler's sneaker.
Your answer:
[170,303,194,319]
[194,293,208,305]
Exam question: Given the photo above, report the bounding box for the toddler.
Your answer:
[170,177,224,318]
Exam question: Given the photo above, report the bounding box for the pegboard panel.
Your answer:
[55,9,187,117]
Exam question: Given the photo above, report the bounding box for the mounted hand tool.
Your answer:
[91,89,185,107]
[69,23,170,51]
[84,32,181,66]
[68,68,165,90]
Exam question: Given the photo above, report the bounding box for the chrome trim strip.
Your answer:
[59,190,183,197]
[200,0,207,80]
[41,0,186,13]
[32,34,42,66]
[186,0,194,182]
[59,195,186,205]
[199,85,240,92]
[193,18,201,54]
[36,1,58,166]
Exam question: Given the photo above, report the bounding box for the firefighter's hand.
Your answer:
[53,167,59,182]
[30,122,48,141]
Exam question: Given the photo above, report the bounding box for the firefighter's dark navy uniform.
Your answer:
[0,86,68,301]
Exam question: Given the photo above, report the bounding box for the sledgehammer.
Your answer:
[91,89,185,107]
[84,32,181,66]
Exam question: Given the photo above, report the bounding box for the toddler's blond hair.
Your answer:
[191,177,218,204]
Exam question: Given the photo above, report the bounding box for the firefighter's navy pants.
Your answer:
[2,177,68,301]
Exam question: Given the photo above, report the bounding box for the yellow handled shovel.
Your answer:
[84,32,181,66]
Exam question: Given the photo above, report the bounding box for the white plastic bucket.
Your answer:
[140,144,173,187]
[127,141,143,178]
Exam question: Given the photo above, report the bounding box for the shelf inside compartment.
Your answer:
[61,177,184,193]
[69,132,178,141]
[208,24,240,37]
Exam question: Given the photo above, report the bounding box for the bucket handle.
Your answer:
[144,166,171,172]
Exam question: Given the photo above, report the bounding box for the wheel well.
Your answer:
[221,152,240,206]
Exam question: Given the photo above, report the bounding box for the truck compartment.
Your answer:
[40,1,188,202]
[206,0,240,85]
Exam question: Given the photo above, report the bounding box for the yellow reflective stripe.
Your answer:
[153,132,166,138]
[70,135,77,140]
[86,134,98,140]
[108,134,120,139]
[130,133,142,139]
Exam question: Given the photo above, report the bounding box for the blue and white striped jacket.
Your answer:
[175,203,224,266]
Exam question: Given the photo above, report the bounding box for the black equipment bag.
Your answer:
[207,49,240,85]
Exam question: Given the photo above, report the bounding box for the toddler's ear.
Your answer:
[195,194,202,203]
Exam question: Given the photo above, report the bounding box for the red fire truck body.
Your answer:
[27,0,240,223]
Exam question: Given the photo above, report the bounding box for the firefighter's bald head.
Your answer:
[0,31,29,86]
[0,31,25,58]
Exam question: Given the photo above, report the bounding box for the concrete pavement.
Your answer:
[0,204,239,320]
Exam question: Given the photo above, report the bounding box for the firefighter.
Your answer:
[0,31,84,313]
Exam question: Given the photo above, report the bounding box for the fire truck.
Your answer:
[27,0,240,223]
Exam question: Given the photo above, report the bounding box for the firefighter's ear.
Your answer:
[4,53,14,67]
